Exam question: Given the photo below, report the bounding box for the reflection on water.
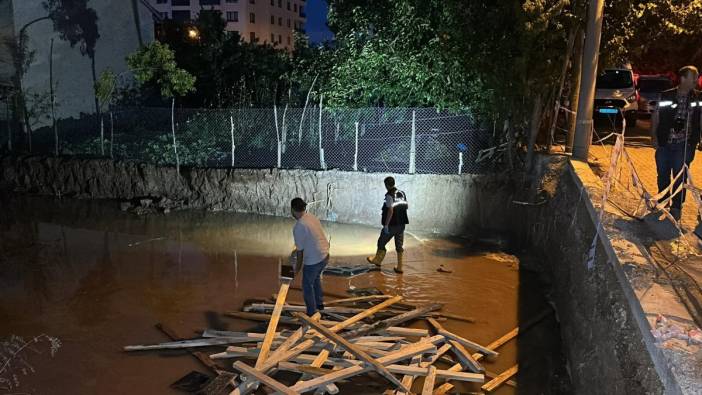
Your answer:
[0,194,569,395]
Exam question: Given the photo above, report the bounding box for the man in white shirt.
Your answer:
[291,197,330,315]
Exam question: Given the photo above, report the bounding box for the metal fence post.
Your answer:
[353,122,359,171]
[274,104,281,168]
[230,115,236,167]
[458,152,463,175]
[409,110,416,174]
[319,94,326,170]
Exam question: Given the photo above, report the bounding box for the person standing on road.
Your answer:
[651,65,702,221]
[291,198,330,315]
[367,177,409,273]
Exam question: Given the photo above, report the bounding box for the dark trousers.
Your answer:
[377,224,405,252]
[655,141,696,210]
[302,256,328,315]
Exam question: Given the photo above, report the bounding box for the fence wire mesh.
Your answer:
[2,106,497,175]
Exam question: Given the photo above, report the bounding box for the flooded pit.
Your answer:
[0,194,571,394]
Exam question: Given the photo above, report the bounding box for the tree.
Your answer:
[600,0,702,71]
[5,17,51,151]
[127,41,195,175]
[95,68,117,157]
[44,0,100,133]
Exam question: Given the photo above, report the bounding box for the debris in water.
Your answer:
[123,282,537,394]
[437,265,453,273]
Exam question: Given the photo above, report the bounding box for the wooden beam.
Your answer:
[224,311,343,327]
[124,336,264,351]
[325,295,393,306]
[256,280,291,369]
[432,308,550,395]
[232,361,299,395]
[421,365,437,395]
[289,339,441,393]
[294,312,411,393]
[395,345,423,395]
[155,323,222,375]
[343,303,443,339]
[482,364,518,392]
[485,370,517,388]
[277,361,483,383]
[447,340,483,373]
[426,318,497,358]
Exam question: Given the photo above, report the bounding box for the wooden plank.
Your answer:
[202,329,283,339]
[277,361,483,383]
[124,336,261,351]
[257,296,403,374]
[294,312,411,393]
[426,318,497,358]
[231,361,299,395]
[433,312,544,395]
[385,327,430,337]
[155,323,222,375]
[343,303,444,339]
[224,311,344,327]
[421,365,437,395]
[328,295,403,331]
[485,370,517,388]
[256,280,291,369]
[482,364,518,392]
[289,339,440,393]
[447,340,483,373]
[325,295,393,306]
[395,347,422,395]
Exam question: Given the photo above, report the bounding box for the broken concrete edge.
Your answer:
[0,154,515,236]
[567,159,683,395]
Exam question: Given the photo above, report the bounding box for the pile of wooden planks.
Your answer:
[124,279,541,394]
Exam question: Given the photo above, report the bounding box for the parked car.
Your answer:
[637,75,673,116]
[595,68,639,127]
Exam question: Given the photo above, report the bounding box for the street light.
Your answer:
[187,26,200,41]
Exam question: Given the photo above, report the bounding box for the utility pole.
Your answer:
[572,0,605,160]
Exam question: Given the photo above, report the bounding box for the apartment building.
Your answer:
[150,0,306,50]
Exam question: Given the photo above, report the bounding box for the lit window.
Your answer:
[226,11,238,21]
[249,12,255,23]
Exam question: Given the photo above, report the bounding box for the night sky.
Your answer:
[304,0,334,44]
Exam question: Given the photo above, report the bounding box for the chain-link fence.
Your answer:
[1,106,499,175]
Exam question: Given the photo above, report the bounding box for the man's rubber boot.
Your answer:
[393,251,404,274]
[367,249,386,266]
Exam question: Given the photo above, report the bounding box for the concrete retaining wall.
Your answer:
[510,157,678,395]
[0,155,513,235]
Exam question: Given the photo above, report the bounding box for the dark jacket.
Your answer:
[381,188,409,226]
[654,88,702,147]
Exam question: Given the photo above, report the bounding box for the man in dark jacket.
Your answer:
[367,176,409,273]
[651,65,702,221]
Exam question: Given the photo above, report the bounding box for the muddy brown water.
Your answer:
[0,194,571,394]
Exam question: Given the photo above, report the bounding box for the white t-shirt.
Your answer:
[293,212,330,265]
